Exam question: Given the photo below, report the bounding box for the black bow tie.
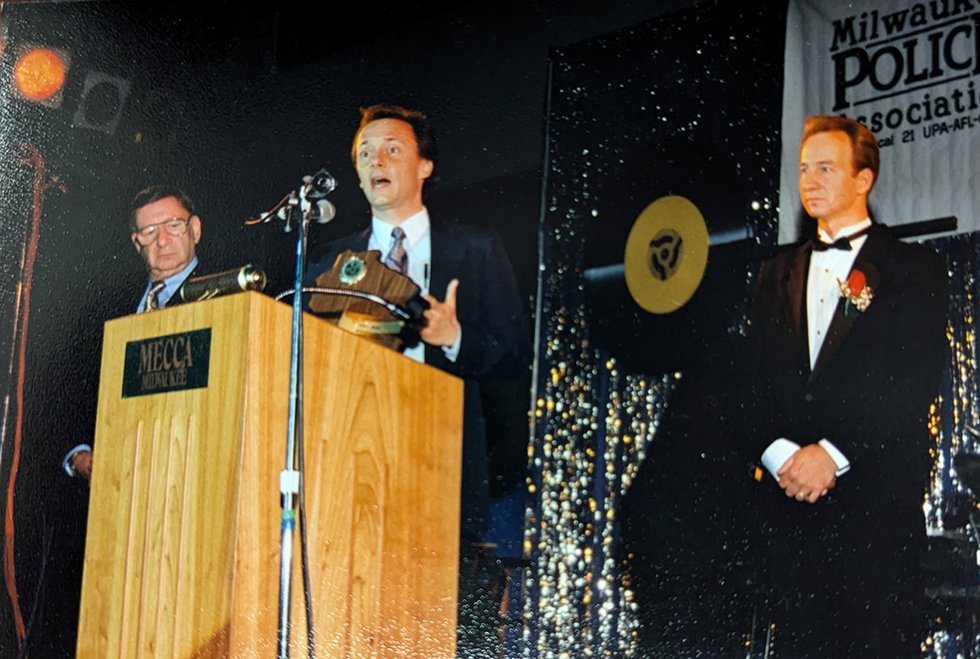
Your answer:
[811,226,870,252]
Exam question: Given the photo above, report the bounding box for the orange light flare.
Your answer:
[13,47,67,101]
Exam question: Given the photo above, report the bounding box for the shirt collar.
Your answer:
[371,207,430,249]
[148,255,198,298]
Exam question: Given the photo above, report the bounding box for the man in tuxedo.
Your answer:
[62,184,202,480]
[736,115,947,657]
[305,103,532,656]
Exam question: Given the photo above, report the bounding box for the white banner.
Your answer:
[779,0,979,243]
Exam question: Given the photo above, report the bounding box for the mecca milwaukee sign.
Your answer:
[121,328,212,397]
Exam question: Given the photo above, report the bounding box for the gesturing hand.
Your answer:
[421,278,460,347]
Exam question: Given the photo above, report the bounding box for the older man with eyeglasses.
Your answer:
[62,184,202,480]
[129,185,202,312]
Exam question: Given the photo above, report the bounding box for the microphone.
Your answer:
[176,264,267,304]
[302,169,337,200]
[315,199,336,224]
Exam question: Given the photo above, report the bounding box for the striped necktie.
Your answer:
[145,280,166,312]
[384,226,408,275]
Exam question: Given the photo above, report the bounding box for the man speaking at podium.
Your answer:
[305,103,532,656]
[62,184,202,480]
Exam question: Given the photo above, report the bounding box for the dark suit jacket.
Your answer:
[305,220,532,540]
[735,222,947,656]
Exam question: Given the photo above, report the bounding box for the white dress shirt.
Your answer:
[758,220,872,481]
[136,256,199,313]
[806,219,870,369]
[368,208,460,364]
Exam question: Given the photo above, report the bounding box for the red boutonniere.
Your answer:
[837,269,873,314]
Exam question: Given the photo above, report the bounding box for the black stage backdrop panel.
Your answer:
[526,1,790,656]
[0,5,263,657]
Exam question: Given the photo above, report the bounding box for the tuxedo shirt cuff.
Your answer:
[760,438,799,480]
[818,439,851,476]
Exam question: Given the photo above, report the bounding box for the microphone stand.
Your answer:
[270,171,336,659]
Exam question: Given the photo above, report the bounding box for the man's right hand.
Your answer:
[70,450,93,481]
[420,278,460,347]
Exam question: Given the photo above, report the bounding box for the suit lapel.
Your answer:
[427,223,467,294]
[424,223,469,364]
[810,228,885,379]
[785,245,810,371]
[350,227,371,251]
[332,228,371,268]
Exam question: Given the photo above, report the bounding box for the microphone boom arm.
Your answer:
[276,286,422,324]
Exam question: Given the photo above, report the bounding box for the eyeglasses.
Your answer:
[133,216,192,245]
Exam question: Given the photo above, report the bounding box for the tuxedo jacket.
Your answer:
[305,220,532,539]
[733,222,947,647]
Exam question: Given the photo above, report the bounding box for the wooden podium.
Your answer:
[76,292,464,658]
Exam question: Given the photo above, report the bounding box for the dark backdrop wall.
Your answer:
[528,3,789,654]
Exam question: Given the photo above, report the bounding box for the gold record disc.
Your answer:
[623,195,709,314]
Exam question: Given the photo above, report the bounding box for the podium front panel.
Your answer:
[77,292,463,658]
